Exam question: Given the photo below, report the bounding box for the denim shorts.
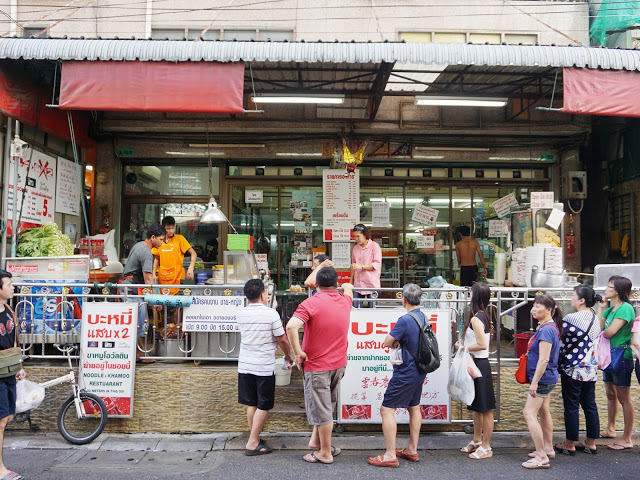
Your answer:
[536,383,556,398]
[603,358,634,388]
[0,379,17,419]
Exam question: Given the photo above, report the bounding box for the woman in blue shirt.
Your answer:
[522,294,562,469]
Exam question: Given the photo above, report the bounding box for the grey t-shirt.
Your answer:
[122,241,153,284]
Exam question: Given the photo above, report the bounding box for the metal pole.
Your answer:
[10,121,20,258]
[1,119,13,267]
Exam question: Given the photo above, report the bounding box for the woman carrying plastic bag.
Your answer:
[448,347,476,407]
[455,283,495,460]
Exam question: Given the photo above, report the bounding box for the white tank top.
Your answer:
[463,311,490,359]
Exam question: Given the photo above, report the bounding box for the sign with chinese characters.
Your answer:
[182,296,244,332]
[488,220,509,238]
[323,169,360,242]
[416,235,435,249]
[530,191,554,209]
[55,156,82,216]
[7,146,57,228]
[411,203,439,227]
[371,202,390,227]
[255,254,269,272]
[338,308,451,424]
[245,190,263,204]
[80,302,137,418]
[491,193,519,218]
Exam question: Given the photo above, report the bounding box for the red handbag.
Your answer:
[514,324,559,384]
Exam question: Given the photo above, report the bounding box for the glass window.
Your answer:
[403,186,451,286]
[151,28,186,40]
[231,186,280,280]
[469,33,501,44]
[124,165,218,196]
[504,33,537,45]
[399,32,432,43]
[433,32,466,43]
[121,202,219,269]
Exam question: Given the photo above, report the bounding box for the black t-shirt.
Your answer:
[0,306,17,385]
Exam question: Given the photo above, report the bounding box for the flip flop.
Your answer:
[396,449,419,462]
[528,451,555,459]
[607,443,633,451]
[303,452,333,464]
[245,442,273,456]
[599,431,616,439]
[522,458,550,469]
[574,444,597,455]
[368,455,399,468]
[1,472,25,480]
[331,446,341,457]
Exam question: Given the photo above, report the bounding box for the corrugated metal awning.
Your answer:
[0,38,639,71]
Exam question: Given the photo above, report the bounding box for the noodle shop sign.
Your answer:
[338,308,451,424]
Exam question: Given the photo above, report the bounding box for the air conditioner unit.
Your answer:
[132,166,162,183]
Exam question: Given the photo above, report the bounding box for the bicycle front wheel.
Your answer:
[57,392,108,445]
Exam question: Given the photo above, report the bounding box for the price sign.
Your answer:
[183,296,244,332]
[416,235,435,249]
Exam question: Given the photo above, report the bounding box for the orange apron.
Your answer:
[156,240,184,295]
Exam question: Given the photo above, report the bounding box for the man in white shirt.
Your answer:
[237,279,292,456]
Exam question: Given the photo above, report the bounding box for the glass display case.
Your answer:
[380,255,400,288]
[223,250,259,284]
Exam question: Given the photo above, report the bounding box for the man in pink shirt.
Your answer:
[286,267,354,464]
[351,224,382,308]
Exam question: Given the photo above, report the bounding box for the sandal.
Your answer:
[522,458,550,469]
[460,441,482,453]
[528,451,555,459]
[554,442,576,456]
[469,446,492,460]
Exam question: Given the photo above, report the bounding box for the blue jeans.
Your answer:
[560,372,599,441]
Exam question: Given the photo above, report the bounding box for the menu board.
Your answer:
[7,146,57,227]
[323,169,360,242]
[339,308,451,424]
[55,156,82,216]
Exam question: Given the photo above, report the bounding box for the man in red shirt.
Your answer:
[286,267,353,465]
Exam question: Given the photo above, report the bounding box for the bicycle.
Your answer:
[14,343,108,445]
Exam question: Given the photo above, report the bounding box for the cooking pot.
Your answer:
[530,265,566,288]
[89,257,105,270]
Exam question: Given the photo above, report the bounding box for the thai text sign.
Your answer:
[323,169,360,242]
[55,156,82,216]
[491,193,518,218]
[530,191,554,209]
[411,203,439,227]
[182,296,244,332]
[339,308,451,424]
[488,220,509,237]
[80,302,137,418]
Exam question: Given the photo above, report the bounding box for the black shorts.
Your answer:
[238,373,276,411]
[0,378,17,419]
[382,376,423,409]
[460,266,478,287]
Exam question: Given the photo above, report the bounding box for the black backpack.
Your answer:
[401,311,441,374]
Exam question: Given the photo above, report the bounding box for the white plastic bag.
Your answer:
[15,379,45,414]
[447,347,476,405]
[390,346,403,366]
[465,349,482,379]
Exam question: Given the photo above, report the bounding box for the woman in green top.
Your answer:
[598,275,635,450]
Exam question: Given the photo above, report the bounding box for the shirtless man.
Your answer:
[455,225,487,287]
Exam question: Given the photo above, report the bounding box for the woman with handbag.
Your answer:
[555,285,602,455]
[521,295,562,469]
[455,283,495,460]
[598,275,635,450]
[0,270,27,480]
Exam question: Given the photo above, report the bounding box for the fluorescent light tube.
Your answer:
[252,95,345,104]
[415,96,507,107]
[165,151,224,156]
[415,146,490,152]
[189,144,265,148]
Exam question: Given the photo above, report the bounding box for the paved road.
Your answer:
[4,432,639,480]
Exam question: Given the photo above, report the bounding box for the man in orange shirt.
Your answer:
[153,216,197,323]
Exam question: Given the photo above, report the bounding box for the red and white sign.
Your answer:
[338,308,451,424]
[80,302,137,418]
[7,147,57,231]
[7,264,38,273]
[411,203,439,227]
[323,169,360,242]
[55,156,82,216]
[530,191,554,209]
[491,193,519,218]
[416,235,435,249]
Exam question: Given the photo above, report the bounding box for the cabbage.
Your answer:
[17,223,75,257]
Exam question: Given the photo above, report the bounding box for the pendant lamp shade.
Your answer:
[200,197,228,223]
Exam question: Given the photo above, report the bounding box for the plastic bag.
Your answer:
[465,349,482,379]
[15,379,45,414]
[448,347,476,405]
[596,332,611,370]
[390,346,403,366]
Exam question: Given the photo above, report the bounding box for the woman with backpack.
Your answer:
[555,285,601,455]
[522,295,562,469]
[456,283,495,460]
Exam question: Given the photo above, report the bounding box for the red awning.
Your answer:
[59,60,245,113]
[562,67,640,118]
[0,62,90,147]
